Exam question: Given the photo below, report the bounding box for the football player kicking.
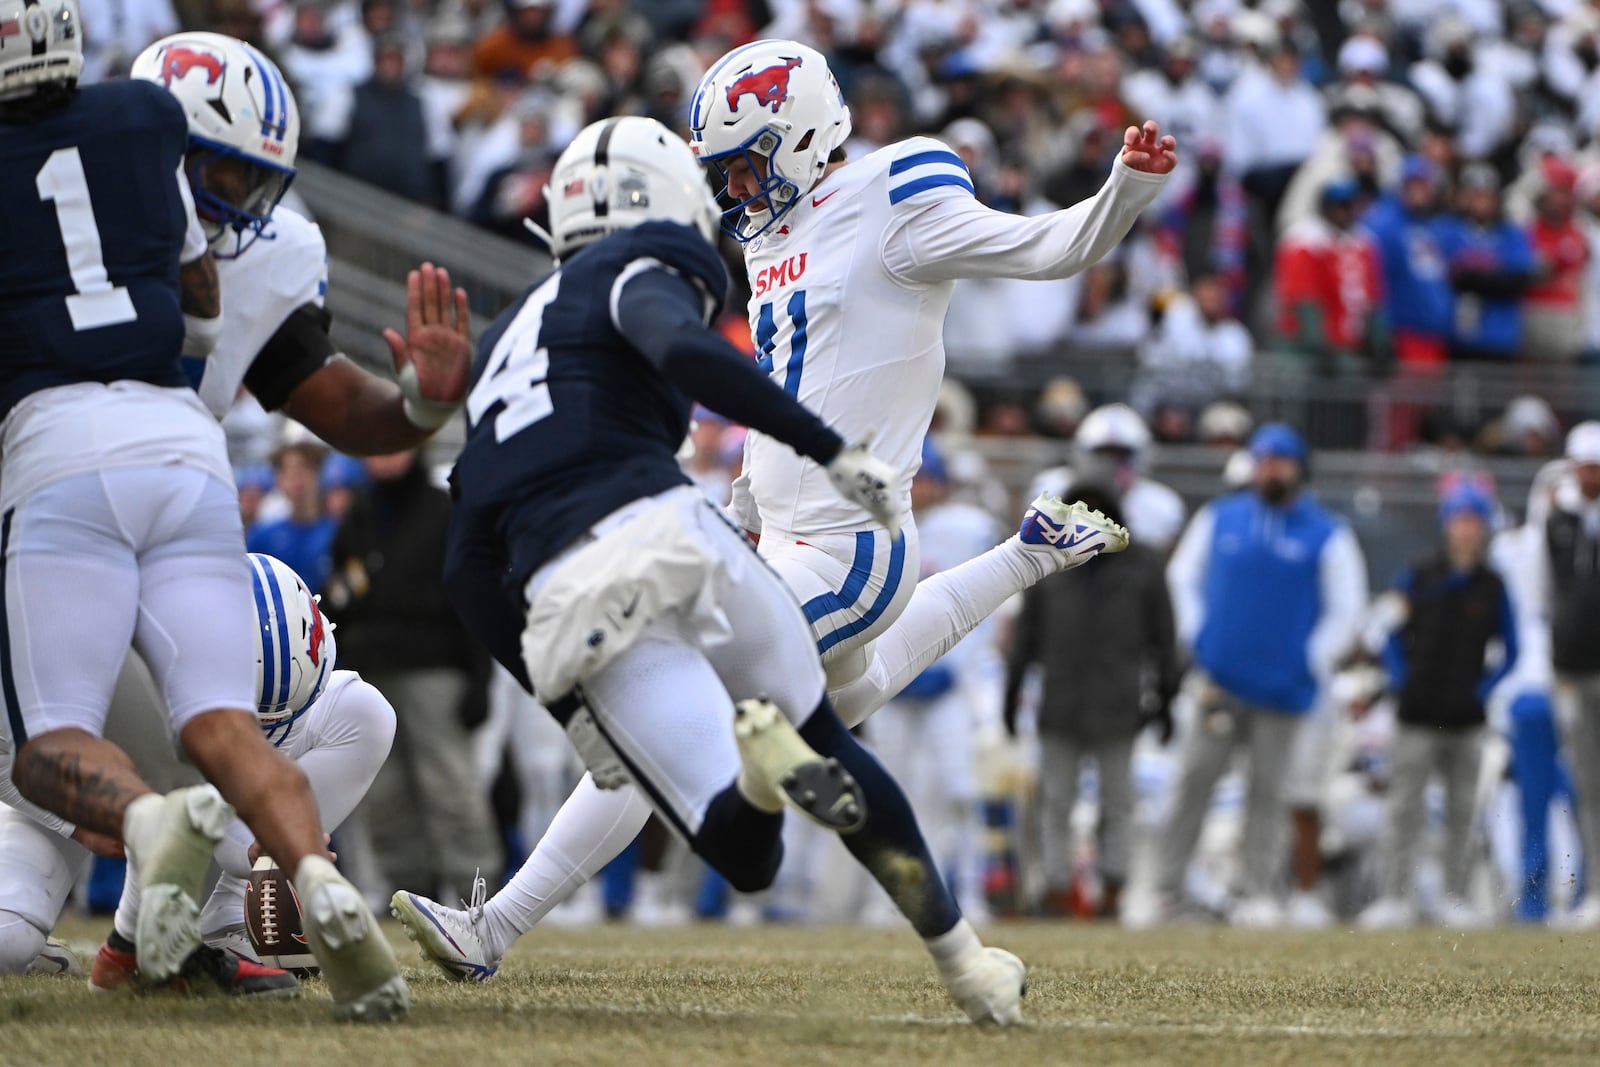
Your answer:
[0,8,404,1020]
[394,41,1175,1016]
[401,115,1035,1024]
[0,556,395,998]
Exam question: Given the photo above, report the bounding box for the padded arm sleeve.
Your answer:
[244,302,339,412]
[612,266,843,466]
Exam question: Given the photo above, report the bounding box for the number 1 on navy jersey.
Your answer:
[467,274,559,443]
[754,289,807,398]
[35,148,139,332]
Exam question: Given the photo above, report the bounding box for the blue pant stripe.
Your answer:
[802,531,875,624]
[815,532,906,655]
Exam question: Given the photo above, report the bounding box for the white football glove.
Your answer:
[825,441,904,537]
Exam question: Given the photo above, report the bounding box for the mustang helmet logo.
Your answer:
[725,57,803,115]
[160,44,224,87]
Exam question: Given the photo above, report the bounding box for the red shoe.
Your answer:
[89,936,300,998]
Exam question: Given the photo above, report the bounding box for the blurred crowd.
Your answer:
[76,0,1600,450]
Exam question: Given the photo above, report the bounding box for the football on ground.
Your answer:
[244,856,319,975]
[15,917,1598,1066]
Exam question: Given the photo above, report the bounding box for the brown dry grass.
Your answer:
[3,918,1597,1067]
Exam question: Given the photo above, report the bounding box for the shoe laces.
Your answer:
[462,868,489,925]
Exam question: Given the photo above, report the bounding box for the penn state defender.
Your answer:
[395,40,1162,1002]
[394,116,1028,1024]
[0,8,405,1020]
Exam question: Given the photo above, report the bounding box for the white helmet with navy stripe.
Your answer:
[249,553,335,744]
[545,115,720,259]
[130,32,297,259]
[688,39,851,242]
[0,0,82,105]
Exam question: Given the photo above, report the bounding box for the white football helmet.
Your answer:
[249,553,336,743]
[130,32,298,258]
[545,115,720,259]
[688,39,851,241]
[1076,403,1152,463]
[0,0,81,106]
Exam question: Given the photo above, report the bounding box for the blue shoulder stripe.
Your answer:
[888,148,968,177]
[888,173,975,204]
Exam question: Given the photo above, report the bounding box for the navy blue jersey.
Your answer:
[451,220,728,586]
[0,80,193,418]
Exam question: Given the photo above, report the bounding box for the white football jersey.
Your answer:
[740,137,1166,539]
[193,207,329,419]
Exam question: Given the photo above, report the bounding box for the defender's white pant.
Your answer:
[0,805,87,973]
[0,467,255,747]
[531,488,826,839]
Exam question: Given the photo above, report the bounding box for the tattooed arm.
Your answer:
[179,254,224,358]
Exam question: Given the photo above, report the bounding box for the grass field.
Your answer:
[4,917,1598,1067]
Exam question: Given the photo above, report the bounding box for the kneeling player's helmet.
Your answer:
[545,115,721,259]
[0,0,82,107]
[689,39,851,242]
[131,33,298,259]
[1076,403,1153,471]
[249,553,336,745]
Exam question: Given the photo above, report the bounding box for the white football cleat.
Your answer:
[1229,894,1285,928]
[295,855,408,1022]
[27,937,83,976]
[1357,896,1417,930]
[390,875,501,982]
[943,946,1026,1026]
[1017,493,1130,573]
[123,785,235,983]
[733,699,866,832]
[203,924,261,964]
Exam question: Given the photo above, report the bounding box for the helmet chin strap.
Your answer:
[522,217,555,252]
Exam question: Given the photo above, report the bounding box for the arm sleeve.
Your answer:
[1308,525,1370,682]
[883,160,1167,284]
[611,264,842,466]
[1482,580,1521,699]
[1166,505,1215,652]
[443,502,533,693]
[244,303,339,411]
[176,161,208,264]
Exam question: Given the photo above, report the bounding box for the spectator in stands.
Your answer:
[1360,481,1517,928]
[326,449,499,903]
[280,0,372,164]
[1409,14,1517,163]
[1326,32,1423,145]
[321,452,367,523]
[1529,422,1600,928]
[472,0,577,81]
[1524,159,1591,363]
[248,437,336,594]
[1133,272,1254,415]
[1160,423,1368,925]
[235,463,274,529]
[336,34,443,206]
[1152,136,1248,312]
[1434,163,1535,362]
[1275,178,1387,376]
[77,0,177,82]
[1005,482,1179,920]
[1276,86,1402,236]
[1364,156,1453,367]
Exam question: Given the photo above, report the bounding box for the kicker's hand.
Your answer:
[825,441,904,537]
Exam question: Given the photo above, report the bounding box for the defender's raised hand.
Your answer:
[385,262,472,431]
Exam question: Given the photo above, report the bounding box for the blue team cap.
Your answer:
[1248,422,1307,464]
[236,462,274,493]
[1321,178,1360,205]
[919,437,949,484]
[1439,482,1494,525]
[321,453,368,491]
[1401,154,1438,185]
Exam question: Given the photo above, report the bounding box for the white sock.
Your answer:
[925,917,984,979]
[112,856,141,944]
[481,774,652,959]
[831,539,1039,727]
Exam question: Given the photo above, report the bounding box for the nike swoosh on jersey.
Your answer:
[812,190,838,207]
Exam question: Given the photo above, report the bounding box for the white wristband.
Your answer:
[181,312,223,359]
[398,362,460,431]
